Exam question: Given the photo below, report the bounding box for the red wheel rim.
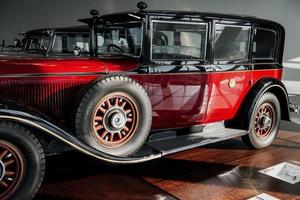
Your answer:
[254,103,275,139]
[0,140,25,200]
[92,92,139,148]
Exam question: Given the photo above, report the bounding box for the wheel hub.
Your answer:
[262,115,272,128]
[254,103,275,138]
[111,112,126,130]
[0,160,4,181]
[103,107,127,133]
[92,92,139,148]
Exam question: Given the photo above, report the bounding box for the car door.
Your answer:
[205,21,252,123]
[144,18,211,130]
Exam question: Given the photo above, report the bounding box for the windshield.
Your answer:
[23,35,51,51]
[96,23,142,57]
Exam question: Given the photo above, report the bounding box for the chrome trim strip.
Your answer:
[0,67,282,78]
[0,72,106,78]
[0,115,161,164]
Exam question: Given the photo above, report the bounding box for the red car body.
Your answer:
[0,57,282,129]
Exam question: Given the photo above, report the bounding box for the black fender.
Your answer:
[0,99,161,164]
[226,78,290,130]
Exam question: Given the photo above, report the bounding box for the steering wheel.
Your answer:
[73,46,82,56]
[107,44,124,53]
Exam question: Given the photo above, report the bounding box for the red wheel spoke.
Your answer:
[5,171,15,177]
[123,126,129,132]
[99,106,106,113]
[109,134,114,142]
[114,98,119,106]
[125,109,131,114]
[95,125,104,131]
[4,159,15,167]
[0,150,8,160]
[0,181,9,188]
[127,118,132,122]
[120,101,126,108]
[118,132,122,139]
[94,116,103,121]
[100,130,109,139]
[106,100,112,108]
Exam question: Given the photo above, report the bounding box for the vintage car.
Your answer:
[0,25,90,56]
[0,2,298,200]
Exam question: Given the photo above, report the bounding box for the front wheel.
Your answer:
[242,92,281,149]
[0,122,45,200]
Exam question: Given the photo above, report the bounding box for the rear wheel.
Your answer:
[75,76,152,157]
[242,92,281,149]
[0,122,45,200]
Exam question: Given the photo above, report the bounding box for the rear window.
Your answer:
[253,28,276,60]
[214,24,251,63]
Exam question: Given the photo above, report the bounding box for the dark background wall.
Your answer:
[0,0,300,62]
[1,0,300,130]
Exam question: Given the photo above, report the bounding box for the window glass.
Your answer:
[253,28,276,59]
[24,35,50,51]
[214,24,251,62]
[52,33,90,54]
[96,24,142,56]
[151,21,207,60]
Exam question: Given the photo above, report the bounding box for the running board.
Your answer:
[133,123,248,157]
[0,99,248,164]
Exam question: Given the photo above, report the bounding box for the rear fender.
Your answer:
[225,78,290,130]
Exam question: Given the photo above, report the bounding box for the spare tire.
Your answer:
[75,76,152,157]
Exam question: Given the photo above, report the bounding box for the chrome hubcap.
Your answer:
[261,115,272,127]
[0,161,4,181]
[103,107,127,133]
[111,112,126,130]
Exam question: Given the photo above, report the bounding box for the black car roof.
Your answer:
[95,10,284,32]
[25,25,89,36]
[54,25,90,33]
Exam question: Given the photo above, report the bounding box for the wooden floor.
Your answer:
[35,130,300,200]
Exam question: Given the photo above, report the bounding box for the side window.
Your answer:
[214,24,251,63]
[97,26,142,56]
[253,28,276,60]
[52,33,90,54]
[151,21,207,60]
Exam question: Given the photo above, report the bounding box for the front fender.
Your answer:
[0,99,161,164]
